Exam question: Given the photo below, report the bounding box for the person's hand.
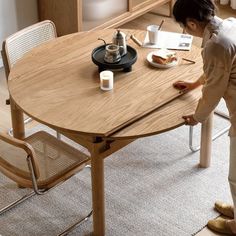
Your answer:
[183,114,198,126]
[173,80,197,92]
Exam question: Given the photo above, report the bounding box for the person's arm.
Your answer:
[193,42,231,123]
[173,74,205,126]
[173,73,205,91]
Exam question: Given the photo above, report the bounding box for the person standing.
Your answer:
[172,0,236,234]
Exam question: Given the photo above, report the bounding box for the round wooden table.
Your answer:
[8,29,212,236]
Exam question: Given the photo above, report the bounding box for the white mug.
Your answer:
[147,25,159,44]
[100,70,113,91]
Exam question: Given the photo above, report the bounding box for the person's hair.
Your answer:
[173,0,216,26]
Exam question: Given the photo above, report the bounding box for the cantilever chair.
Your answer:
[189,109,230,152]
[0,131,92,236]
[1,20,59,136]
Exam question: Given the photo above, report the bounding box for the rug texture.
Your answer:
[0,102,232,236]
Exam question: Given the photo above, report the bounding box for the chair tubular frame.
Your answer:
[189,109,230,152]
[8,116,62,140]
[0,132,92,235]
[8,117,32,136]
[0,156,92,235]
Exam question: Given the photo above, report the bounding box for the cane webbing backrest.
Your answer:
[2,20,57,78]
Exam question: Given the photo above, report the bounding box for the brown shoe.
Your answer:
[215,201,234,218]
[207,218,236,235]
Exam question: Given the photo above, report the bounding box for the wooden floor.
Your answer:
[0,2,235,235]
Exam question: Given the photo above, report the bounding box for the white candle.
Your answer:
[100,70,113,91]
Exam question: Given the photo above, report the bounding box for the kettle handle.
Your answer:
[98,38,107,45]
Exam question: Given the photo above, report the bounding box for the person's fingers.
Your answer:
[181,88,189,94]
[185,120,189,125]
[173,82,185,87]
[173,84,186,90]
[173,81,182,86]
[173,81,187,90]
[182,115,189,119]
[182,116,191,125]
[183,115,198,126]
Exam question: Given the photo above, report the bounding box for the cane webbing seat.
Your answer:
[0,131,89,189]
[0,131,92,235]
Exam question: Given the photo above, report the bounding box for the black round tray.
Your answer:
[91,45,137,72]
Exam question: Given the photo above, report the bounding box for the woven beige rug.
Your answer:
[0,114,232,236]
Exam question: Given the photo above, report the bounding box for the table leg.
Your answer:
[199,112,213,168]
[10,97,25,139]
[91,142,105,236]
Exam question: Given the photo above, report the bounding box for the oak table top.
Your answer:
[7,29,213,236]
[8,29,203,139]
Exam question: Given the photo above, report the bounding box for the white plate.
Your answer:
[146,51,178,69]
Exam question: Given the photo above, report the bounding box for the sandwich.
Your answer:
[152,49,177,65]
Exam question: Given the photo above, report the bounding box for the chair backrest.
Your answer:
[1,20,57,79]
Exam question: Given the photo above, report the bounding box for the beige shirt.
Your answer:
[193,16,236,136]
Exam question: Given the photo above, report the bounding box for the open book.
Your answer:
[143,31,193,51]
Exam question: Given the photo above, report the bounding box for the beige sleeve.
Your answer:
[198,74,206,85]
[193,43,231,123]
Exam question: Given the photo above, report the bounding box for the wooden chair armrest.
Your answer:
[0,132,39,178]
[1,42,10,79]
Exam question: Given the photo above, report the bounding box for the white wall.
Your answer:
[0,0,38,67]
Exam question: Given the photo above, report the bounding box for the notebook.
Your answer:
[143,31,193,51]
